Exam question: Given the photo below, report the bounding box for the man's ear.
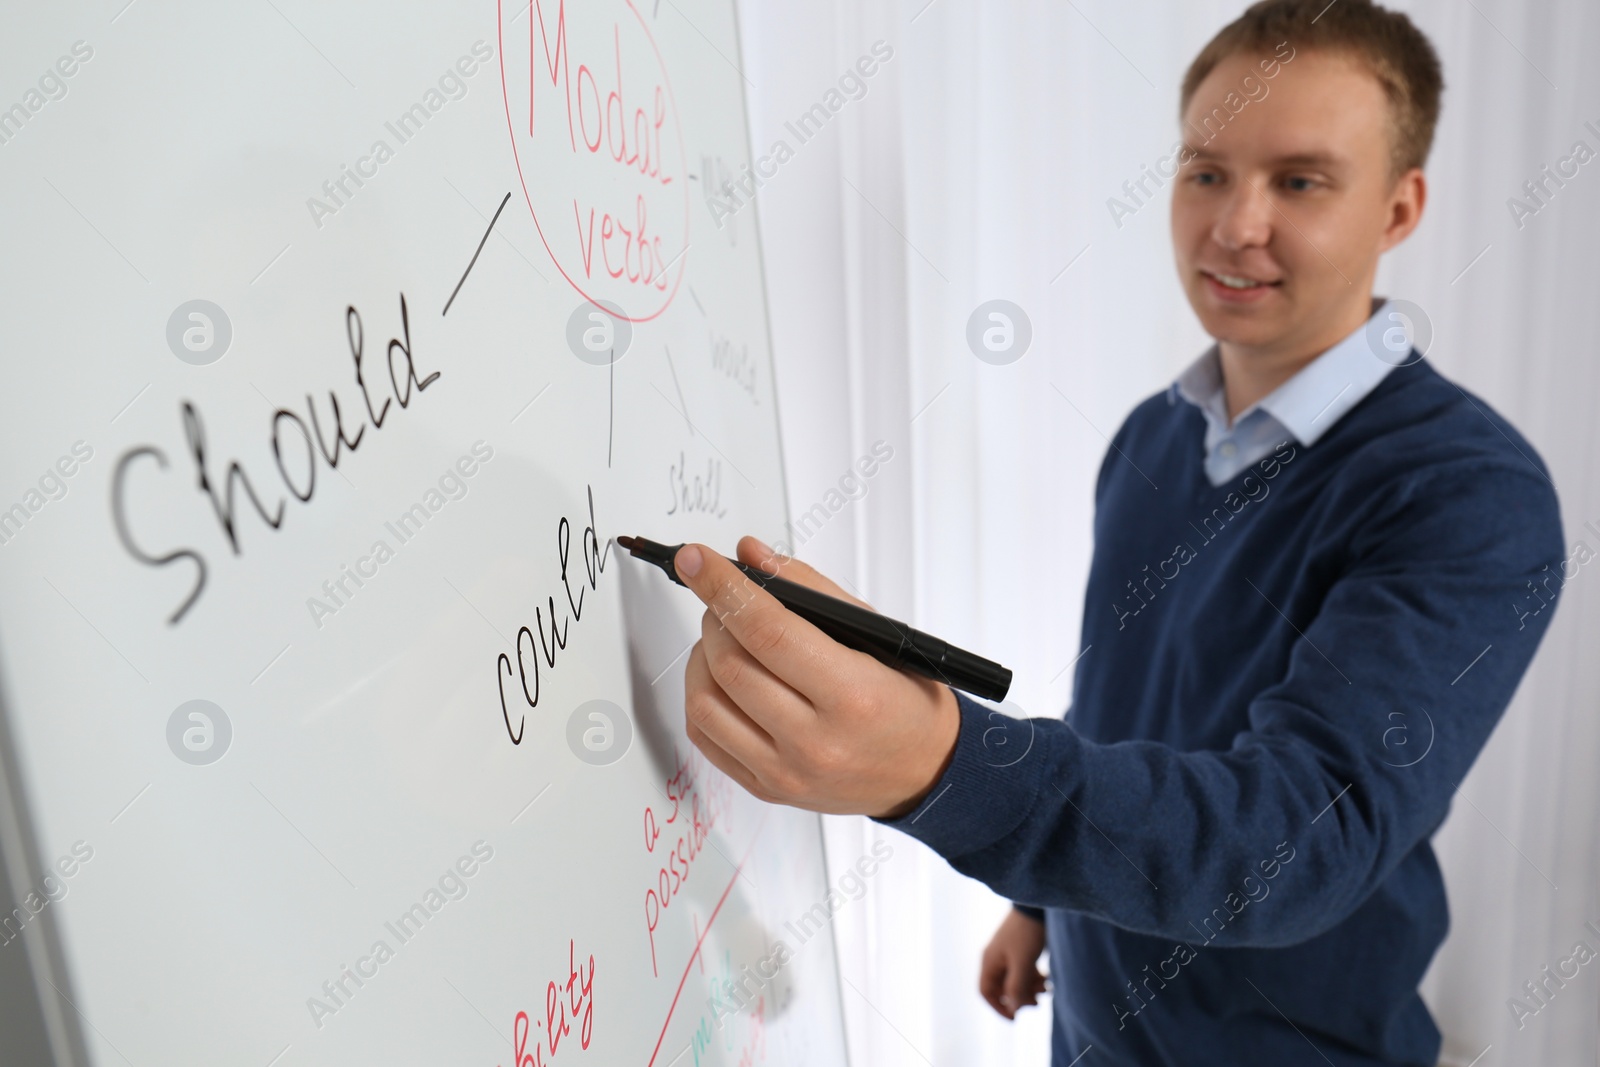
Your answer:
[1379,166,1427,253]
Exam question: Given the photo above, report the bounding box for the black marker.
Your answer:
[615,536,1012,702]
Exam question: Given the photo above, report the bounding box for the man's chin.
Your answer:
[1188,301,1290,352]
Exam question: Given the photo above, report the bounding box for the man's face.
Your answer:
[1171,48,1421,358]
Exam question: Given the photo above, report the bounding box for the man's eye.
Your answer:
[1283,175,1318,192]
[1192,171,1221,186]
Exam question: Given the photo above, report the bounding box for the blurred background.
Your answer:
[733,1,1600,1064]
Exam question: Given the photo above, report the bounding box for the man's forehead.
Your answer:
[1180,140,1353,170]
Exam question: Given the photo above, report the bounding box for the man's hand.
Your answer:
[979,909,1049,1020]
[675,536,961,819]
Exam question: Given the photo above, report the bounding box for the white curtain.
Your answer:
[736,1,1600,1064]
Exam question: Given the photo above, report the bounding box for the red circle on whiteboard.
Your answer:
[496,0,690,323]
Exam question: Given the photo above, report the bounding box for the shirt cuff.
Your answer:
[1012,903,1046,923]
[873,689,1054,859]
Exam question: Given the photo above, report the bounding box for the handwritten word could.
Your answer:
[642,744,736,976]
[497,486,610,745]
[0,440,92,547]
[306,441,495,628]
[505,940,596,1067]
[113,293,441,624]
[307,840,494,1030]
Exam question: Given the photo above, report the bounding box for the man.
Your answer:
[671,1,1565,1063]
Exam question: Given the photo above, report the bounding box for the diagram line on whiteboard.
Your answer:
[664,345,692,432]
[444,191,512,315]
[645,811,770,1067]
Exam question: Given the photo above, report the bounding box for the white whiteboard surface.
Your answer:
[0,2,849,1064]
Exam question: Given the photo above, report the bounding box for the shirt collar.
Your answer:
[1170,299,1397,447]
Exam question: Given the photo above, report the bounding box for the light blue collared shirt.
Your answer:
[1170,300,1400,486]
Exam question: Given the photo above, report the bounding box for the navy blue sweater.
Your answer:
[882,357,1565,1065]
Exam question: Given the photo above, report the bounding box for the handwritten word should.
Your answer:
[113,294,441,624]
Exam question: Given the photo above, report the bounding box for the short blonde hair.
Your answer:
[1181,0,1444,178]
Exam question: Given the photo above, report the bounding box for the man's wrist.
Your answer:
[875,683,961,819]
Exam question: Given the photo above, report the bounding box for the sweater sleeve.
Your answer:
[878,460,1566,948]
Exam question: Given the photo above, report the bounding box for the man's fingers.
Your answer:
[673,543,852,704]
[685,706,769,803]
[684,642,778,774]
[1004,963,1038,1011]
[698,609,813,735]
[736,535,875,610]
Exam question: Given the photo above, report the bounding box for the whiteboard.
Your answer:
[0,2,850,1065]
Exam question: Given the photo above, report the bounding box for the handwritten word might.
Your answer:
[504,940,596,1067]
[113,294,441,624]
[709,330,756,403]
[497,486,610,745]
[641,744,736,976]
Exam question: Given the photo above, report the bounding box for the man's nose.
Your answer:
[1211,181,1274,252]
